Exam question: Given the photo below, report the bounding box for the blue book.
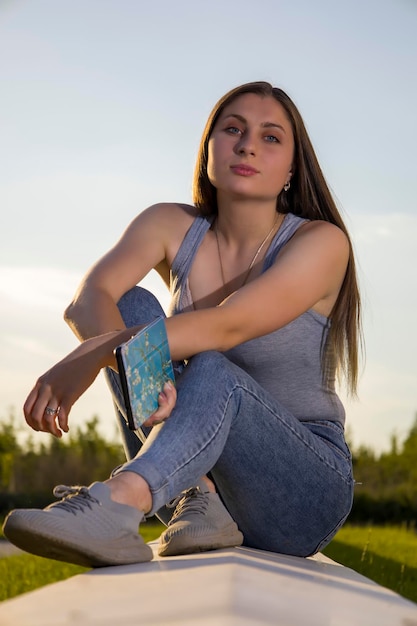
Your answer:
[115,316,175,430]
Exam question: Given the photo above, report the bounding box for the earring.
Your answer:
[283,181,291,192]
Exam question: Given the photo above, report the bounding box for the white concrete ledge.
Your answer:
[1,541,416,625]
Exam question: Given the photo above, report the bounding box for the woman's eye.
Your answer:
[225,126,241,135]
[265,135,279,143]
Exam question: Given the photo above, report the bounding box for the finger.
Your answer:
[24,378,62,436]
[146,402,168,425]
[23,383,45,429]
[42,410,63,438]
[57,403,70,434]
[43,399,73,437]
[23,385,38,418]
[24,386,52,431]
[159,381,176,410]
[144,413,167,427]
[155,383,175,417]
[143,400,169,427]
[143,382,176,427]
[164,380,176,400]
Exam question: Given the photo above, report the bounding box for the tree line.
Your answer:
[0,412,123,514]
[349,415,417,524]
[1,409,416,524]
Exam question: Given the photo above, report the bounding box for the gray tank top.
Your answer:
[168,213,345,425]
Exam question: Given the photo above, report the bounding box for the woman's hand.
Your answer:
[23,332,120,438]
[143,380,177,428]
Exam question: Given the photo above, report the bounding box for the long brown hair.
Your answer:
[193,81,363,395]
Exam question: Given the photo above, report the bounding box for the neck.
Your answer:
[214,210,282,293]
[215,198,280,245]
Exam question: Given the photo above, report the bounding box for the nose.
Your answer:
[234,131,256,157]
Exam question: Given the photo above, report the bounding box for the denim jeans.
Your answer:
[105,287,353,557]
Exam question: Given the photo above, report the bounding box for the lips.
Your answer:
[230,164,259,176]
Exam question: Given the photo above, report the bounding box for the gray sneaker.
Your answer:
[158,485,243,557]
[2,482,153,568]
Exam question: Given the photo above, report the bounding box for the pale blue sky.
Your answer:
[1,0,416,452]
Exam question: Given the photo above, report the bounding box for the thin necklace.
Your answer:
[215,213,281,295]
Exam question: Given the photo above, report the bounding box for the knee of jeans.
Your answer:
[188,350,228,369]
[184,351,240,387]
[117,286,165,327]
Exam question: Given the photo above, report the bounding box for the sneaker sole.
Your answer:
[4,514,153,568]
[158,528,244,557]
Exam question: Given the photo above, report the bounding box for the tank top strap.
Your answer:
[170,212,307,296]
[170,214,213,287]
[263,213,309,271]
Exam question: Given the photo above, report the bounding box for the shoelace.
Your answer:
[51,485,100,516]
[167,487,209,524]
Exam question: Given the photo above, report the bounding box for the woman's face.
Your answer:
[207,93,294,204]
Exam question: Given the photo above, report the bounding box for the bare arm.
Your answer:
[24,217,348,436]
[64,202,190,342]
[163,220,349,359]
[64,218,349,367]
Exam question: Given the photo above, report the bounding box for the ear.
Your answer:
[285,169,293,185]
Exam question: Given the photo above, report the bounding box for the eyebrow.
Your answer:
[222,113,287,134]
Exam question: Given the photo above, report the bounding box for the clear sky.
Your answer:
[1,0,416,453]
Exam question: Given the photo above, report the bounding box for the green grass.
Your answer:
[322,524,417,604]
[2,524,417,604]
[0,521,164,602]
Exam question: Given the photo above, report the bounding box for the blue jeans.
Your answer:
[105,287,353,557]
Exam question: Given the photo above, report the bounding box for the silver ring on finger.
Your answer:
[44,406,59,416]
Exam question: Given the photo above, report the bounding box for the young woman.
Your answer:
[3,81,362,568]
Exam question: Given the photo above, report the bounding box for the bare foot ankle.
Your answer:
[104,471,152,514]
[200,475,216,493]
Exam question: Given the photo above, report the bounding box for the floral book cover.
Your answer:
[115,316,175,430]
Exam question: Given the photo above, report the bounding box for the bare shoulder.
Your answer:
[121,202,201,269]
[134,202,198,224]
[79,203,201,297]
[295,218,348,239]
[289,219,349,256]
[273,219,350,288]
[126,201,195,241]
